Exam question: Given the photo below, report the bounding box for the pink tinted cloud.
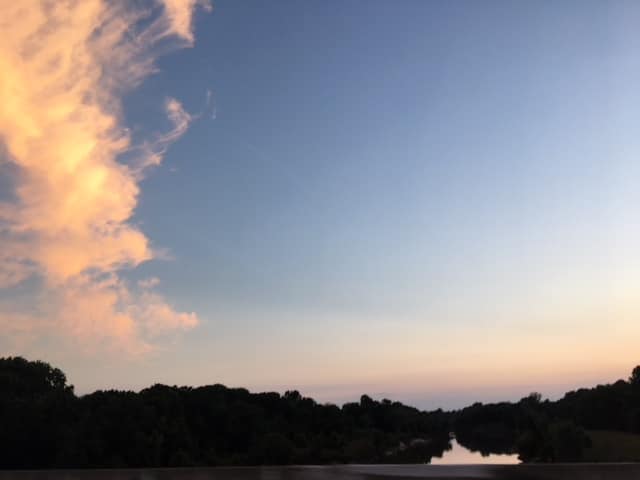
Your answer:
[0,0,209,353]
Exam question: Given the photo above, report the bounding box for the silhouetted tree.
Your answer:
[630,366,640,387]
[2,358,639,468]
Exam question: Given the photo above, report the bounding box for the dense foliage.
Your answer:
[0,357,450,468]
[1,357,639,468]
[453,368,640,462]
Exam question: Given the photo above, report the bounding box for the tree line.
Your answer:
[453,366,640,461]
[1,357,638,468]
[0,357,449,468]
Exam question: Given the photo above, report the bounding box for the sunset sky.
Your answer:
[1,0,639,408]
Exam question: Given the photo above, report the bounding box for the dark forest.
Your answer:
[1,357,639,468]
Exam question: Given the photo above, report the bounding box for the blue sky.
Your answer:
[3,0,640,408]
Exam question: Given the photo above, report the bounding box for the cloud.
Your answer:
[138,277,161,289]
[162,0,213,44]
[0,0,209,353]
[135,97,194,171]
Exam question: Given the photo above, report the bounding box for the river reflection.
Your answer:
[429,438,519,465]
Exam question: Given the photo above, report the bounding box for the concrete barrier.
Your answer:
[1,464,640,480]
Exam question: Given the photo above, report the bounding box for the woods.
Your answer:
[0,357,449,468]
[1,357,639,468]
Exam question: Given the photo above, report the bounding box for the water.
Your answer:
[429,438,520,465]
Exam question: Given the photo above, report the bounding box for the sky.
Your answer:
[0,0,639,409]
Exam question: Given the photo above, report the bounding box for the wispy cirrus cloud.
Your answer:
[0,0,209,353]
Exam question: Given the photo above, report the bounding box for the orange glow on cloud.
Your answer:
[0,0,209,353]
